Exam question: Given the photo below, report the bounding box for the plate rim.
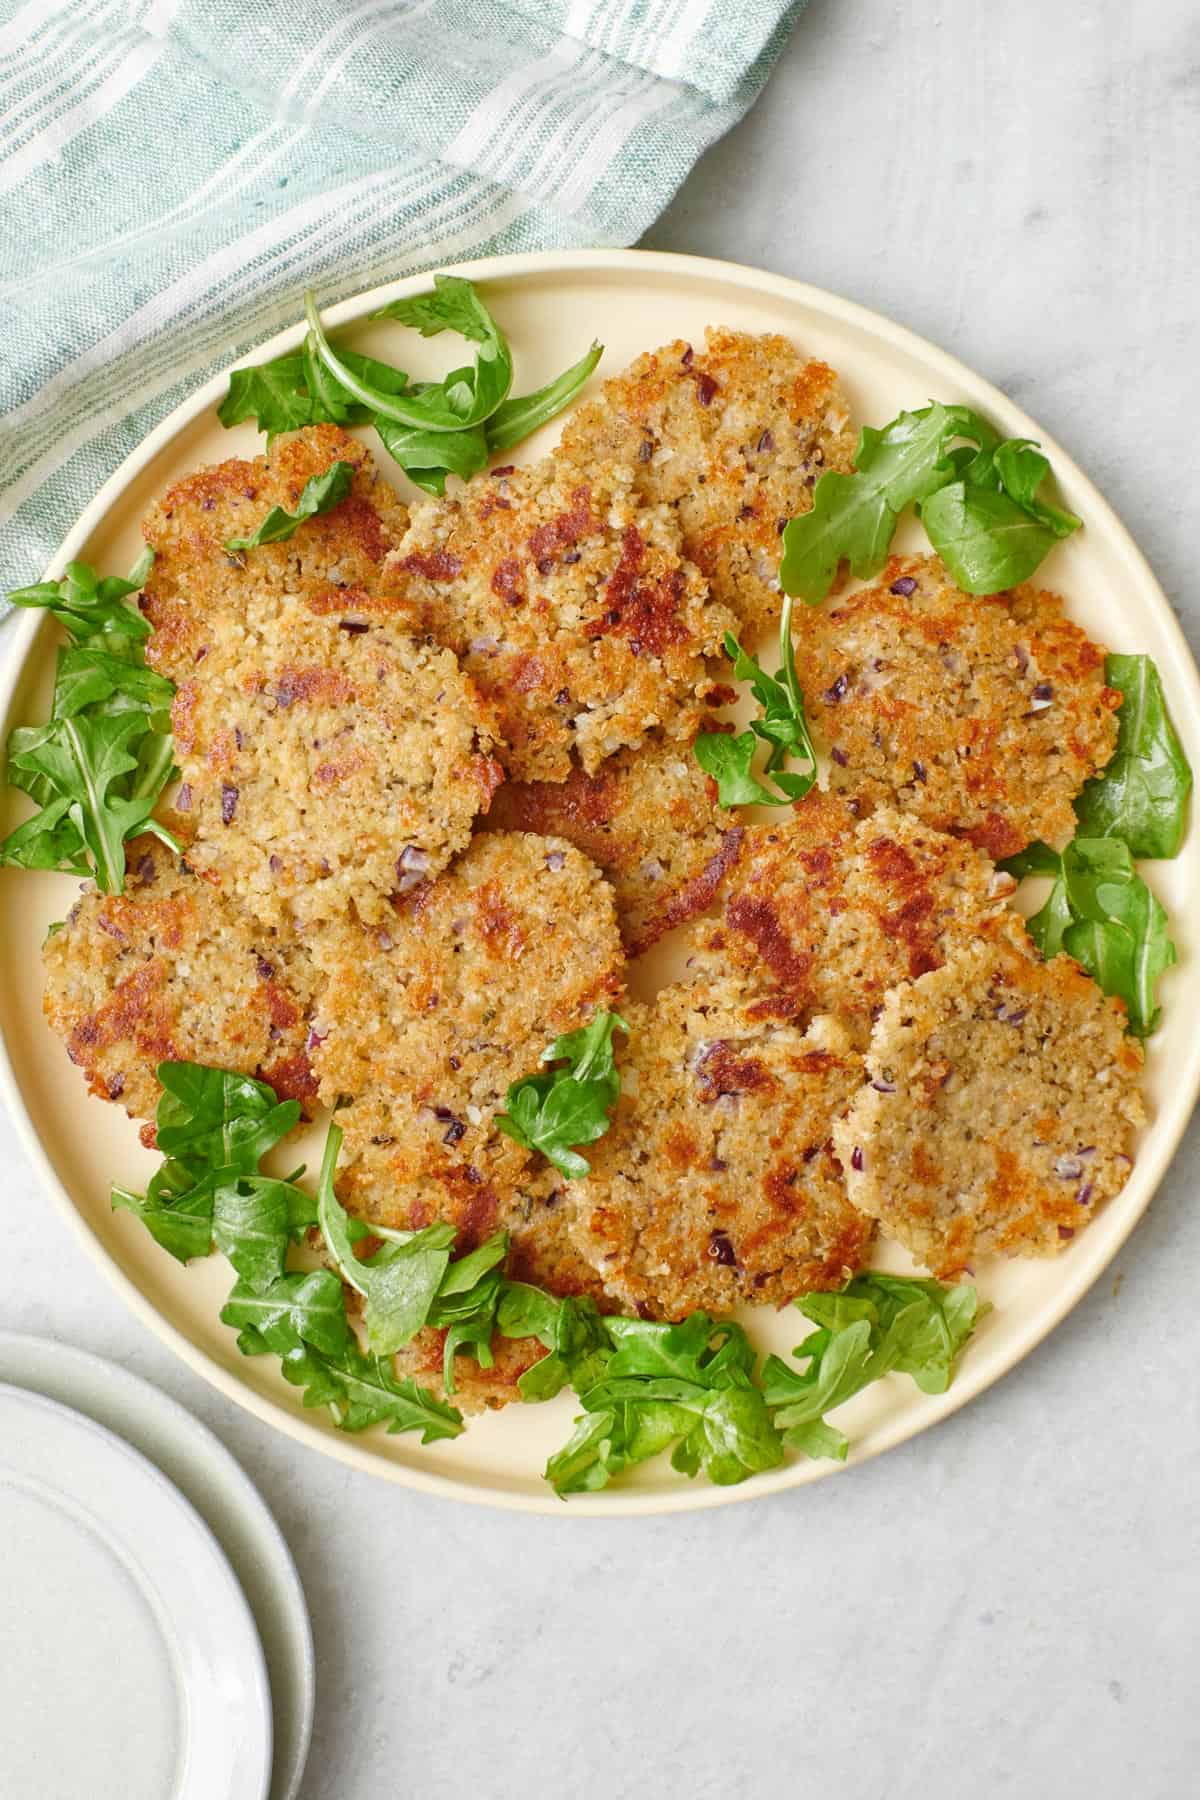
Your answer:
[0,1330,314,1800]
[1,244,1198,1516]
[0,1377,273,1798]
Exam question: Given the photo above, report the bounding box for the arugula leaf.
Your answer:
[780,404,967,604]
[225,459,354,550]
[426,1231,510,1387]
[111,1180,216,1264]
[536,1313,784,1496]
[693,729,781,807]
[486,341,603,454]
[762,1272,983,1459]
[316,1123,512,1386]
[693,606,818,808]
[373,418,490,496]
[275,1337,464,1442]
[7,550,154,649]
[5,709,167,894]
[1021,838,1175,1036]
[372,276,500,343]
[495,1010,628,1178]
[1074,654,1192,858]
[221,280,599,492]
[779,403,1079,603]
[502,1293,610,1404]
[309,280,513,434]
[51,645,174,721]
[112,1065,305,1273]
[219,352,321,436]
[212,1177,317,1292]
[797,1273,982,1395]
[155,1063,301,1171]
[222,1268,353,1358]
[1,551,178,892]
[317,1122,457,1354]
[921,444,1080,593]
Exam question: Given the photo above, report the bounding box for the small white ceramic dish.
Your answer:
[1,248,1197,1513]
[0,1377,272,1798]
[0,1333,313,1800]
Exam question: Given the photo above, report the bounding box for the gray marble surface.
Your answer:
[3,2,1198,1795]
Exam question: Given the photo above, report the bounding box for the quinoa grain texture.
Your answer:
[834,934,1144,1276]
[569,994,871,1318]
[558,327,855,642]
[384,455,732,781]
[795,553,1121,858]
[43,835,317,1129]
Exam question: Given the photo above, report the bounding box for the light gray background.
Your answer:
[4,2,1198,1796]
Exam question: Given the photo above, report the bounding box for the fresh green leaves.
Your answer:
[921,431,1081,594]
[495,1009,629,1178]
[115,1062,464,1443]
[220,276,600,495]
[1,551,179,892]
[779,403,1080,603]
[309,284,510,434]
[485,342,602,454]
[780,405,964,604]
[8,550,154,649]
[1074,654,1192,858]
[500,1271,983,1496]
[529,1309,785,1496]
[316,1117,502,1381]
[220,352,330,436]
[762,1273,984,1461]
[111,1060,987,1493]
[111,1064,306,1274]
[1000,654,1189,1037]
[1014,837,1175,1036]
[225,459,354,550]
[693,601,818,807]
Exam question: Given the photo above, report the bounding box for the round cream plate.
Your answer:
[0,1334,313,1800]
[1,250,1196,1515]
[0,1383,272,1798]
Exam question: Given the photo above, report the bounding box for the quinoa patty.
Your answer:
[685,793,1017,1038]
[484,731,741,956]
[834,935,1144,1277]
[170,598,503,926]
[558,328,856,642]
[383,456,732,781]
[795,554,1121,859]
[42,835,316,1128]
[140,424,411,680]
[569,997,871,1318]
[309,833,625,1244]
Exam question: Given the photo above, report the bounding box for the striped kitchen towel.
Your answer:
[0,0,806,593]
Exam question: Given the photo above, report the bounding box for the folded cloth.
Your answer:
[0,0,806,593]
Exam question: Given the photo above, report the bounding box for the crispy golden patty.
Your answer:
[569,996,871,1319]
[42,836,316,1128]
[170,597,502,926]
[484,731,741,956]
[794,554,1121,859]
[834,936,1144,1277]
[558,328,856,642]
[383,456,732,781]
[309,832,625,1245]
[685,793,1017,1038]
[140,425,411,680]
